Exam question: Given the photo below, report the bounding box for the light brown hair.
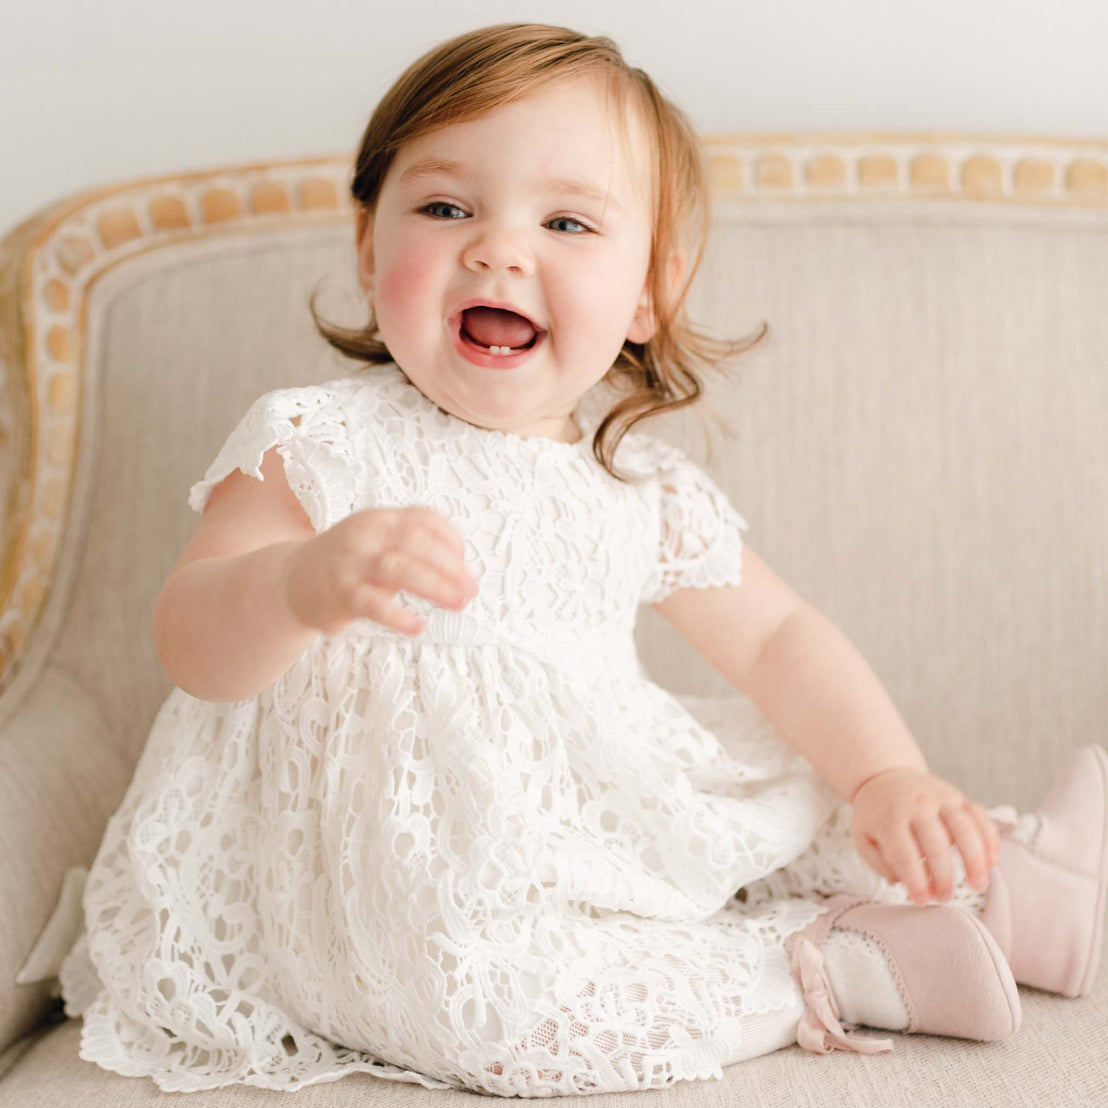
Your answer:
[310,21,767,482]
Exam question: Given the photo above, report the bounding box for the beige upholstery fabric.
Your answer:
[1,976,1105,1106]
[1,140,1106,1104]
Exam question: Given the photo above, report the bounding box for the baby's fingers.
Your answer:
[854,832,899,887]
[883,830,934,904]
[957,806,1001,881]
[948,806,992,890]
[972,802,1002,867]
[936,804,991,893]
[370,545,474,614]
[913,816,956,902]
[351,581,425,636]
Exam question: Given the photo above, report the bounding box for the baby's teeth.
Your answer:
[489,345,509,355]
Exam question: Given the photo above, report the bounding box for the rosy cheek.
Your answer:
[378,253,433,319]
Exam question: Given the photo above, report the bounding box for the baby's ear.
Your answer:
[355,207,375,297]
[626,286,656,344]
[626,252,684,344]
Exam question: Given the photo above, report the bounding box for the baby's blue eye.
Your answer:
[421,201,466,220]
[418,203,592,234]
[547,216,590,235]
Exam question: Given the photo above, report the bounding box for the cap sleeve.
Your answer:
[638,439,749,606]
[187,384,358,534]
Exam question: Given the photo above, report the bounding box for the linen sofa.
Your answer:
[0,134,1106,1106]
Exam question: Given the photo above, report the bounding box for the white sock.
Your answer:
[731,1007,810,1063]
[1009,811,1041,846]
[821,928,910,1031]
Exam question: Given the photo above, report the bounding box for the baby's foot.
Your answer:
[786,894,1020,1051]
[979,744,1108,997]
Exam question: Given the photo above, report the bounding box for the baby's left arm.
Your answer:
[652,543,1001,904]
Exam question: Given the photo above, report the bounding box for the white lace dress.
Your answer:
[47,362,911,1096]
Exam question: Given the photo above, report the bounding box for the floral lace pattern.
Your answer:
[58,365,946,1096]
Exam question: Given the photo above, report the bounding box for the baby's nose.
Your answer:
[463,235,532,277]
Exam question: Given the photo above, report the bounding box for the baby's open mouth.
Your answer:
[458,306,542,354]
[459,326,540,354]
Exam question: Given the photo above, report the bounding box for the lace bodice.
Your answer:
[55,364,841,1096]
[186,363,750,645]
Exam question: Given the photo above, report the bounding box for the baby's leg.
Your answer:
[454,896,856,1095]
[738,798,1039,914]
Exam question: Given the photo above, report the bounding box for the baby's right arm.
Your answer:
[154,445,476,703]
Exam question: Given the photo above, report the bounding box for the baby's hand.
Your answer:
[282,507,478,637]
[848,767,1002,905]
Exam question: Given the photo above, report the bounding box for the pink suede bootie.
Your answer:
[784,893,1021,1054]
[979,743,1108,998]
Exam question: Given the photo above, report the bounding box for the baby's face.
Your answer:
[357,74,656,443]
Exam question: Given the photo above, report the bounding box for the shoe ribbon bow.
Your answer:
[789,935,895,1055]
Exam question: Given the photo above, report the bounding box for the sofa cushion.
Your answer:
[0,667,132,1058]
[2,970,1105,1106]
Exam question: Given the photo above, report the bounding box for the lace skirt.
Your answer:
[30,691,1011,1098]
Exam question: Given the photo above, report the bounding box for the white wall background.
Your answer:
[2,0,1106,239]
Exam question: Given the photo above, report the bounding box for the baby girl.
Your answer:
[25,20,1105,1099]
